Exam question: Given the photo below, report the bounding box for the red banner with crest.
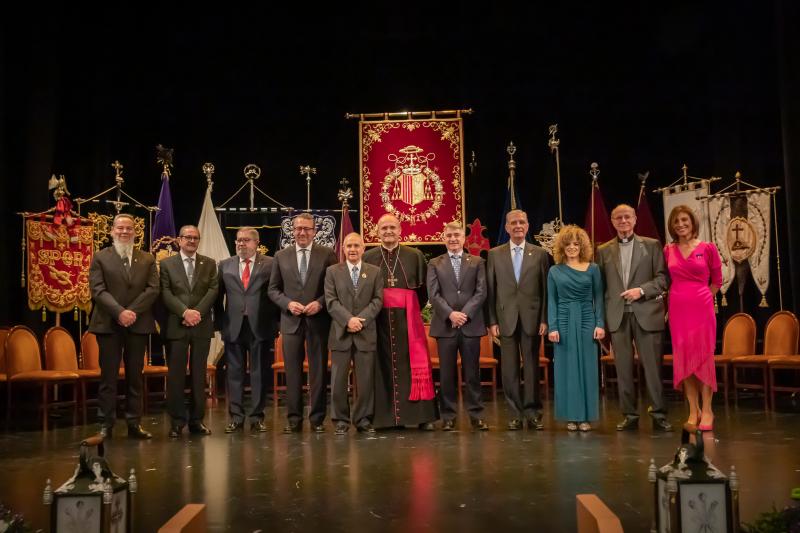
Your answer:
[26,218,94,313]
[360,118,465,245]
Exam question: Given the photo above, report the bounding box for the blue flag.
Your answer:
[496,175,528,245]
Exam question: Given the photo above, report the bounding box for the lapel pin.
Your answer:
[361,273,367,278]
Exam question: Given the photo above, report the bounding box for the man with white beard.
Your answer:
[89,213,160,439]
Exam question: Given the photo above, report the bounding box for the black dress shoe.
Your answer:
[313,424,326,433]
[225,421,244,433]
[127,424,153,440]
[471,419,489,431]
[442,419,456,431]
[168,425,183,439]
[507,419,523,430]
[526,415,544,430]
[283,423,302,434]
[652,417,674,432]
[250,421,268,433]
[99,426,113,439]
[616,417,640,431]
[357,424,376,435]
[335,422,349,435]
[189,423,212,435]
[418,422,435,431]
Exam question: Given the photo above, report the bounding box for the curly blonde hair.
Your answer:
[552,224,593,264]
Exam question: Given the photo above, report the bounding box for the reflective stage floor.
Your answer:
[1,393,798,532]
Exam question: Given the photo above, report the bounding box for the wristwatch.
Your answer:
[639,287,645,297]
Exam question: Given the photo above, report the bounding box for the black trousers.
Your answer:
[97,330,147,426]
[499,318,542,418]
[225,320,268,423]
[330,347,375,427]
[166,333,211,426]
[436,332,484,422]
[282,318,328,426]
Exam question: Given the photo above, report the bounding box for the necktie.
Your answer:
[450,254,461,282]
[121,255,130,279]
[513,246,522,283]
[186,257,195,288]
[352,265,359,287]
[242,258,251,289]
[299,248,308,285]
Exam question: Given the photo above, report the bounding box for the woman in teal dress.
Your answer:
[547,225,605,432]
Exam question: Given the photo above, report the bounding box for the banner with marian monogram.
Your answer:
[26,217,94,314]
[359,118,465,245]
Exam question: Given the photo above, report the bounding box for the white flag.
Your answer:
[197,184,230,364]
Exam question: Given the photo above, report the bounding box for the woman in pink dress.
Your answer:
[664,205,722,431]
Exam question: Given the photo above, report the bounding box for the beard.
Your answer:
[112,239,134,258]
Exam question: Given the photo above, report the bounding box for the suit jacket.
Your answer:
[595,234,669,332]
[427,251,487,338]
[486,241,549,337]
[88,247,159,334]
[215,253,278,342]
[268,244,337,335]
[324,262,384,351]
[159,253,219,340]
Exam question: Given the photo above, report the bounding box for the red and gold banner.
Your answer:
[26,218,94,313]
[360,118,465,245]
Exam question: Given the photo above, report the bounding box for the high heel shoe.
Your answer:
[698,414,714,431]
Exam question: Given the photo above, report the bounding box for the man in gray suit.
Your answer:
[487,209,549,431]
[160,225,218,438]
[89,213,159,439]
[216,227,278,433]
[269,213,337,433]
[324,232,383,435]
[596,204,672,431]
[428,221,489,431]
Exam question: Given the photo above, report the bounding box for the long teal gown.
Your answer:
[547,263,604,422]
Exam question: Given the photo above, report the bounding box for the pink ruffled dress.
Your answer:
[664,241,723,390]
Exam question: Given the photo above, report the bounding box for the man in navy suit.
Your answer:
[216,227,278,433]
[428,222,489,431]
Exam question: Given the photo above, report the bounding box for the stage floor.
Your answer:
[1,393,798,532]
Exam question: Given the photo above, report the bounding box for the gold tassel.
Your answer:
[721,293,728,307]
[74,306,79,321]
[759,295,768,307]
[42,307,46,322]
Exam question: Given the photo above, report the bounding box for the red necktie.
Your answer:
[242,258,251,289]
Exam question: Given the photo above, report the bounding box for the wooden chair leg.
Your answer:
[492,367,497,399]
[42,383,49,431]
[81,381,88,425]
[6,383,12,429]
[763,368,769,410]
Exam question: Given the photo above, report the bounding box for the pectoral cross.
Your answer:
[387,272,397,287]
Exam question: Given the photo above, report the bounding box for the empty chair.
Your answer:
[44,326,101,424]
[765,312,800,408]
[5,325,79,429]
[715,313,757,401]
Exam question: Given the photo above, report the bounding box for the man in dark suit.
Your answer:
[159,225,219,438]
[427,221,489,431]
[324,232,383,435]
[216,226,278,433]
[596,204,672,432]
[486,209,549,431]
[268,213,337,433]
[89,213,159,439]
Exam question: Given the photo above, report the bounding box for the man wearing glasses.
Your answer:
[269,213,337,433]
[216,227,278,433]
[159,225,219,438]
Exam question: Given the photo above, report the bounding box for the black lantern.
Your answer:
[43,435,137,532]
[649,430,740,533]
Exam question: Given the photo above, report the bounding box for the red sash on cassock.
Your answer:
[382,288,435,401]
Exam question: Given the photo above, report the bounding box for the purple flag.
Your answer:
[150,168,177,256]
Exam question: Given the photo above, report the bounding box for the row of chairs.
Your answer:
[600,311,800,409]
[0,325,218,430]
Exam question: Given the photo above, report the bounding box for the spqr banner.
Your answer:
[359,118,465,245]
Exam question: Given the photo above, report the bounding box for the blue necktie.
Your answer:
[299,248,308,285]
[450,254,461,282]
[513,246,522,283]
[352,265,359,288]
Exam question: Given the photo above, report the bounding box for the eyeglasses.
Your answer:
[293,227,315,233]
[235,238,255,244]
[180,236,200,241]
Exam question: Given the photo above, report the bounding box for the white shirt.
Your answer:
[346,260,363,272]
[296,242,313,271]
[180,251,197,278]
[509,242,525,262]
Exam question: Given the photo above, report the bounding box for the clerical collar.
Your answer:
[618,235,634,244]
[381,245,399,253]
